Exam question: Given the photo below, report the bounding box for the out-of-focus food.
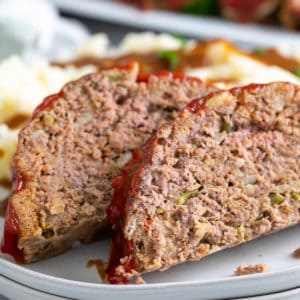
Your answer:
[280,0,300,29]
[187,40,300,87]
[1,62,218,263]
[75,33,109,58]
[220,0,280,23]
[120,0,300,30]
[118,32,190,54]
[61,39,300,86]
[107,82,300,283]
[120,0,195,10]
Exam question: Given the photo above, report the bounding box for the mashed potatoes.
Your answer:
[119,32,185,54]
[0,56,96,181]
[0,124,18,182]
[187,40,300,88]
[0,56,96,123]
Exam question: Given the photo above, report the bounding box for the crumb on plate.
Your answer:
[234,264,268,276]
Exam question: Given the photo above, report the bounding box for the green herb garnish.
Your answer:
[295,68,300,78]
[157,50,179,70]
[291,191,300,201]
[182,0,219,15]
[253,48,266,56]
[269,192,285,205]
[220,120,232,133]
[177,189,199,205]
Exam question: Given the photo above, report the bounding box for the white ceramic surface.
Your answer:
[52,0,300,48]
[2,274,300,300]
[1,214,300,300]
[238,287,300,300]
[0,275,69,300]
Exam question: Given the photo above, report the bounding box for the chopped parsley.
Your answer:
[253,48,266,56]
[220,118,232,133]
[157,50,179,70]
[295,67,300,78]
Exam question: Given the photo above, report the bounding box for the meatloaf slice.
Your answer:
[107,82,300,283]
[1,62,217,263]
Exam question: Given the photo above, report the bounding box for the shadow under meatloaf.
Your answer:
[107,81,300,284]
[1,62,218,263]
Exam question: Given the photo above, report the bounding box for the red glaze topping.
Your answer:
[137,70,202,84]
[183,97,207,114]
[1,167,26,263]
[106,134,158,284]
[32,93,62,119]
[220,0,276,22]
[182,82,265,116]
[1,200,24,263]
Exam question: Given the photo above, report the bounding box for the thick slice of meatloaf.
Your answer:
[107,82,300,284]
[1,62,218,263]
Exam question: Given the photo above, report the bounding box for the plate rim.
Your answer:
[1,253,300,290]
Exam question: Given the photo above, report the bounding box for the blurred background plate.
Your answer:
[52,0,300,48]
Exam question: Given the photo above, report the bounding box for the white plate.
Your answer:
[1,274,300,300]
[0,275,69,300]
[238,288,300,300]
[2,214,300,300]
[51,0,300,48]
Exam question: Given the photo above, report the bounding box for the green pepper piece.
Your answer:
[269,192,285,205]
[156,207,164,215]
[220,121,232,133]
[291,191,300,201]
[177,189,199,205]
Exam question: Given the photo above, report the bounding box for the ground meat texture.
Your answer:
[1,62,218,263]
[107,82,300,284]
[235,264,268,276]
